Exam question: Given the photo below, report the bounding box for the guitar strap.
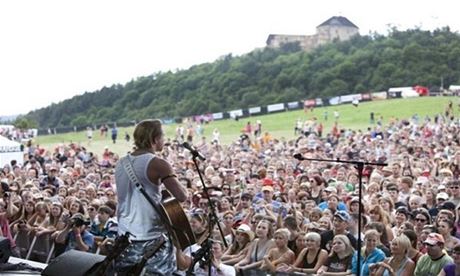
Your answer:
[121,155,175,243]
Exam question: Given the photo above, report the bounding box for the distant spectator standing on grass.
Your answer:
[334,110,340,121]
[86,127,93,145]
[111,124,118,144]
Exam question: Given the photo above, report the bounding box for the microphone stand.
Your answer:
[186,152,228,276]
[294,154,387,276]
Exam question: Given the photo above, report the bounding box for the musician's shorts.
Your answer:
[114,234,176,276]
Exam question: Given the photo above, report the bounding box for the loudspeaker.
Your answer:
[42,250,105,276]
[0,237,11,263]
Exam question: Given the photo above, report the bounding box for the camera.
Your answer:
[71,218,90,227]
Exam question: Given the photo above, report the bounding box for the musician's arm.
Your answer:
[149,158,188,202]
[176,248,191,271]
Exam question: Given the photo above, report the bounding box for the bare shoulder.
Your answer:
[146,156,173,181]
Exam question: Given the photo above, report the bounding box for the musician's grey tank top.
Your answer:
[115,153,166,241]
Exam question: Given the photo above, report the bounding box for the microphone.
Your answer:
[293,153,306,161]
[182,142,206,161]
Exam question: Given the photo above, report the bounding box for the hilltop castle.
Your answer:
[266,16,359,51]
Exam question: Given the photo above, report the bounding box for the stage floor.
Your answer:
[1,257,47,275]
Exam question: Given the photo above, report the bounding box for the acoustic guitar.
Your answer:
[159,190,196,250]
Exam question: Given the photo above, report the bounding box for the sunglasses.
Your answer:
[415,218,427,222]
[449,186,460,189]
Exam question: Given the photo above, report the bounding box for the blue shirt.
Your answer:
[351,247,385,276]
[66,230,95,252]
[318,201,348,211]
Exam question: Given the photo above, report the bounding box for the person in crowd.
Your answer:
[365,222,391,257]
[193,240,235,276]
[439,244,460,276]
[235,220,275,272]
[368,205,394,243]
[321,211,358,251]
[392,206,410,237]
[89,205,118,253]
[369,234,415,276]
[351,229,386,276]
[288,231,328,274]
[436,219,460,254]
[261,228,295,273]
[413,208,432,236]
[414,233,453,276]
[222,224,254,265]
[317,234,355,275]
[55,213,94,252]
[190,213,209,245]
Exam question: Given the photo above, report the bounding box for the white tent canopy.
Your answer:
[0,135,23,167]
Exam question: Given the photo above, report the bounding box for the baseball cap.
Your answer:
[440,168,453,176]
[324,186,337,194]
[350,197,360,203]
[261,186,274,192]
[436,192,449,200]
[263,178,274,186]
[334,211,351,222]
[439,201,456,211]
[236,224,255,241]
[424,233,445,245]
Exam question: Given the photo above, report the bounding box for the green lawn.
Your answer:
[35,96,457,156]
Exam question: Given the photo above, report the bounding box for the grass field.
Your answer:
[35,96,457,156]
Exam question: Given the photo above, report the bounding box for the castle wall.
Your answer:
[266,18,359,51]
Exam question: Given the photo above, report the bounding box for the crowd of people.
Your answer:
[1,108,460,275]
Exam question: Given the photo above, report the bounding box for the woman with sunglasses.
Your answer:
[413,208,431,236]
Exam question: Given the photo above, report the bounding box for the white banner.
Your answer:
[287,101,299,109]
[229,109,243,118]
[267,103,285,112]
[340,94,362,103]
[248,107,261,114]
[212,112,224,120]
[329,97,340,105]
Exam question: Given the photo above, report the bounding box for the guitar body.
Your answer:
[159,191,196,250]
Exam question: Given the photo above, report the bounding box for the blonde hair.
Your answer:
[305,232,321,244]
[392,235,411,255]
[364,229,380,241]
[274,228,290,241]
[133,119,163,150]
[331,234,354,257]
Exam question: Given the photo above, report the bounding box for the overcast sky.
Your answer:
[1,0,458,116]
